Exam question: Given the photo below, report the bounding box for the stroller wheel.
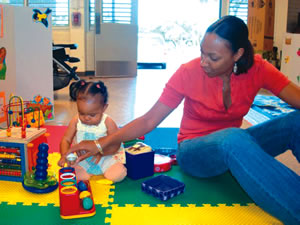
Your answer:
[69,82,77,101]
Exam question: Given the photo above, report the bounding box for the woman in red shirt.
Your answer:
[68,16,300,224]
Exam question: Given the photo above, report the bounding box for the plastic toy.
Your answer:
[0,95,54,182]
[25,108,45,128]
[123,136,145,148]
[154,154,172,173]
[2,95,45,137]
[153,148,177,165]
[154,147,177,156]
[125,142,154,180]
[141,175,185,201]
[59,167,96,219]
[66,153,77,166]
[22,143,58,193]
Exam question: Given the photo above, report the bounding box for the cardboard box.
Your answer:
[247,0,275,51]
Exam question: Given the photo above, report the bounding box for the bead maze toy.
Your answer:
[58,167,96,219]
[0,95,50,182]
[2,95,45,134]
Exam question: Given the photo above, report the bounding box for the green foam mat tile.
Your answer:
[113,166,253,207]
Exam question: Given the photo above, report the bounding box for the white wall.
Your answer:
[0,5,53,104]
[273,0,288,56]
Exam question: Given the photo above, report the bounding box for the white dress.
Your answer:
[75,113,125,175]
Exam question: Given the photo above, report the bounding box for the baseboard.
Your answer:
[95,61,137,77]
[77,71,95,77]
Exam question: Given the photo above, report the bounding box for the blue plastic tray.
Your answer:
[141,175,185,201]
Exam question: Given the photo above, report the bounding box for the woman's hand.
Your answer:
[68,139,99,163]
[91,153,102,164]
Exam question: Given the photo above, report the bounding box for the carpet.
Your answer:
[0,126,283,225]
[244,94,297,125]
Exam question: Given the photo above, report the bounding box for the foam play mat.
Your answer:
[244,94,298,125]
[0,126,283,225]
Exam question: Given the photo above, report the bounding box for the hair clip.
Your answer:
[96,84,100,89]
[80,81,85,86]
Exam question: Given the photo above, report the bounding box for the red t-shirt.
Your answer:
[159,54,290,143]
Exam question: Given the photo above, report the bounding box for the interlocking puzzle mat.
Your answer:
[0,127,283,225]
[244,94,298,125]
[0,152,114,225]
[106,204,282,225]
[106,166,282,225]
[0,203,107,225]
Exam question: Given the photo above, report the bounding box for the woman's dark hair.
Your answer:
[74,79,108,105]
[206,15,254,75]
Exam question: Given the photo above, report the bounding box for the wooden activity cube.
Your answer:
[0,127,47,182]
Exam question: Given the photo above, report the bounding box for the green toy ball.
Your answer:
[82,197,93,210]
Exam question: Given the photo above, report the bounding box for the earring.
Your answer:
[233,63,238,74]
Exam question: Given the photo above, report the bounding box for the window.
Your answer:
[0,0,69,26]
[89,0,95,27]
[89,0,133,28]
[102,0,132,24]
[228,0,248,24]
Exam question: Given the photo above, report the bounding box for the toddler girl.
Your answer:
[58,80,126,182]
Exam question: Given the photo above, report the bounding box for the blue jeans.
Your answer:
[177,111,300,225]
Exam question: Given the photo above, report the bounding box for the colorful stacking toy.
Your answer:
[58,167,96,219]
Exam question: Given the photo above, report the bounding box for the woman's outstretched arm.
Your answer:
[67,101,175,162]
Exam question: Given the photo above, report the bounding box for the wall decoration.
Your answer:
[72,12,81,26]
[0,5,3,37]
[32,8,52,28]
[0,91,5,123]
[284,56,290,64]
[0,47,6,80]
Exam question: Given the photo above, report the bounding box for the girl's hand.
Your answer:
[57,156,67,167]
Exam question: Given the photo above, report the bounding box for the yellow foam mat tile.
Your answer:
[0,179,60,206]
[0,153,114,207]
[105,203,283,225]
[89,176,115,206]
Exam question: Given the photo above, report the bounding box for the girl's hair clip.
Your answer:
[80,81,85,86]
[96,84,101,89]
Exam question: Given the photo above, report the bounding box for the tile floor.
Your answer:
[49,65,184,128]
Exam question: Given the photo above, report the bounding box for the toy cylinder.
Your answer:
[59,167,81,216]
[60,185,80,216]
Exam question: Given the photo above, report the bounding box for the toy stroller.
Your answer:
[53,43,80,100]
